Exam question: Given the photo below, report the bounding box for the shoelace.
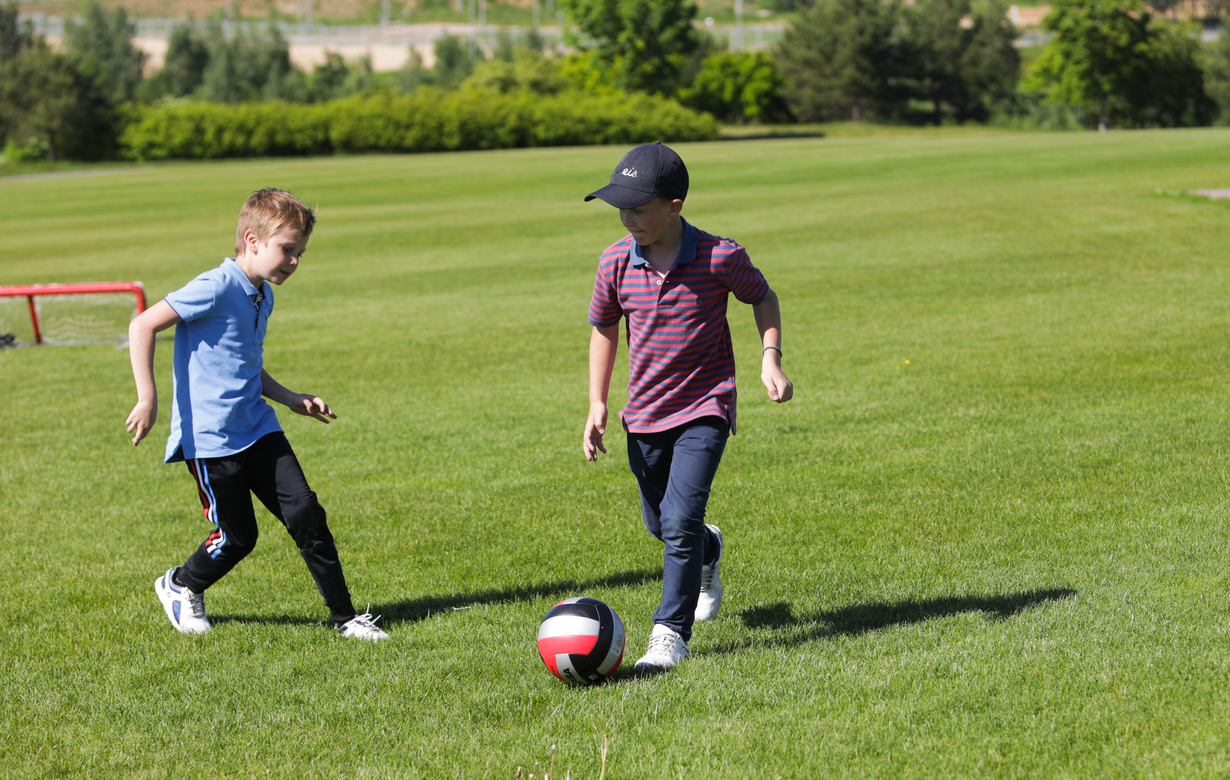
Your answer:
[347,606,385,633]
[699,565,715,592]
[186,591,206,619]
[646,631,678,655]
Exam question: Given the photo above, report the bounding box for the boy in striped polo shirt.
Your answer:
[582,143,793,671]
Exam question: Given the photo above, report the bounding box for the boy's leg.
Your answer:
[177,454,261,593]
[628,427,673,547]
[245,432,357,626]
[627,417,729,642]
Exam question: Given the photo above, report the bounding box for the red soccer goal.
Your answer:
[0,282,147,347]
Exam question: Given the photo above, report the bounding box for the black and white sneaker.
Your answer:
[337,609,389,641]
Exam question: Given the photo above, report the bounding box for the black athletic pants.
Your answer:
[176,431,356,625]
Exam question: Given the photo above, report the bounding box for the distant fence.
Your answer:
[17,14,786,53]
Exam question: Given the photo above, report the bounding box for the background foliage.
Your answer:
[119,89,718,159]
[1,0,1229,159]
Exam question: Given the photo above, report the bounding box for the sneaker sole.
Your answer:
[633,655,689,671]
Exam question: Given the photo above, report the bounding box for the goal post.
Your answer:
[0,282,147,347]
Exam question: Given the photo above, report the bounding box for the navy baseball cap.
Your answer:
[585,142,689,208]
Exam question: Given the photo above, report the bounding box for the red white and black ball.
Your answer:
[536,597,625,686]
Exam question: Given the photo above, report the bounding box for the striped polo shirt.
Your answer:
[588,218,769,434]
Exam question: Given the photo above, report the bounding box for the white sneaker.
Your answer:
[695,524,723,621]
[337,609,389,641]
[634,624,690,670]
[155,567,211,635]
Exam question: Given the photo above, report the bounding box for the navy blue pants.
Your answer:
[176,432,357,625]
[627,416,729,642]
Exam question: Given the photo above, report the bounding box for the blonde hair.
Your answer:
[235,188,316,256]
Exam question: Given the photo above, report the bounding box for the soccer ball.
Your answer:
[537,597,625,686]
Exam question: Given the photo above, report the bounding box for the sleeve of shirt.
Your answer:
[588,253,624,328]
[163,273,219,323]
[719,243,770,305]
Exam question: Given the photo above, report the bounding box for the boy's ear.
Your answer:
[241,229,259,256]
[668,199,684,217]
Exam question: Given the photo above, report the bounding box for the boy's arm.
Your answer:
[752,288,794,404]
[260,369,337,424]
[126,300,183,446]
[584,324,620,461]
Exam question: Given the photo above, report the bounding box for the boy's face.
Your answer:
[619,197,683,247]
[239,225,308,286]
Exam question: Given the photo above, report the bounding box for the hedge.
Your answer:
[120,89,720,160]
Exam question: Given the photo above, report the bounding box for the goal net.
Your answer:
[0,283,147,347]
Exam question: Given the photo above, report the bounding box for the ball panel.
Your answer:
[595,618,625,675]
[542,652,562,678]
[553,653,598,686]
[547,599,603,619]
[537,634,599,658]
[537,613,600,642]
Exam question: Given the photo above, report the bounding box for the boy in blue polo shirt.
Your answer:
[125,188,387,641]
[583,143,793,671]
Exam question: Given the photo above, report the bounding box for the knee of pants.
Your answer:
[228,533,258,559]
[286,502,334,548]
[658,510,702,547]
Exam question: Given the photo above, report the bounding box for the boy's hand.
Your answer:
[583,402,608,461]
[288,394,337,423]
[762,354,794,403]
[126,399,157,446]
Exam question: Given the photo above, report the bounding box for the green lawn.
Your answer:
[3,129,1230,778]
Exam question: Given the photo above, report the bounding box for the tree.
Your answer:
[433,35,479,89]
[0,0,30,144]
[64,1,145,104]
[162,22,211,97]
[0,40,115,160]
[1027,0,1149,131]
[1,1,33,63]
[397,48,434,91]
[560,0,701,94]
[199,25,307,103]
[137,21,211,101]
[775,0,907,122]
[1027,0,1212,129]
[308,52,372,102]
[1122,21,1213,127]
[678,51,794,123]
[777,0,1019,124]
[900,0,1020,123]
[1204,17,1230,123]
[461,48,570,94]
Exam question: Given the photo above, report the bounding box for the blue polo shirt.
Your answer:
[162,258,282,463]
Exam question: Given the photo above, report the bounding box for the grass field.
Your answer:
[3,128,1230,778]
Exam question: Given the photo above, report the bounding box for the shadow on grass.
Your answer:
[376,568,663,626]
[208,568,662,628]
[713,587,1077,655]
[210,613,323,627]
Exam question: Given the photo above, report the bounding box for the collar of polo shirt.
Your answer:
[630,219,698,271]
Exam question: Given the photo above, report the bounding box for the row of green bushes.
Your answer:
[119,89,720,160]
